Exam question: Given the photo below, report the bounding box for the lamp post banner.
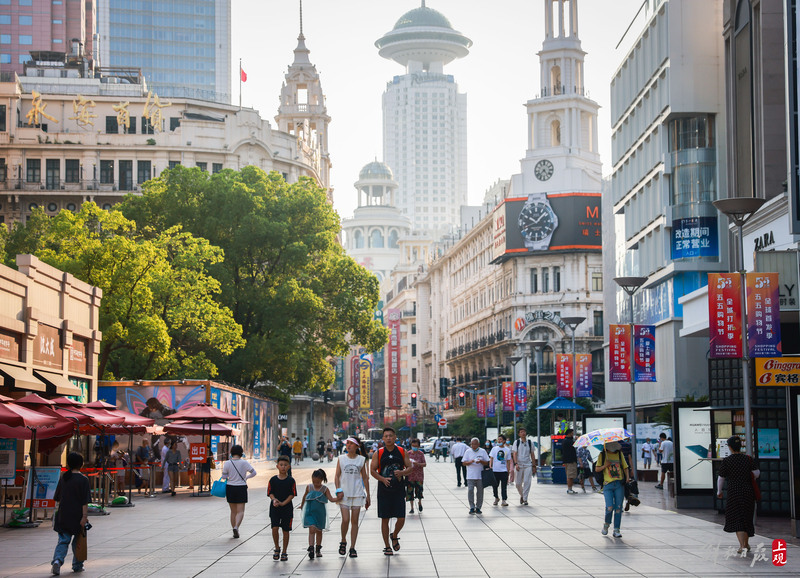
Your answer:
[514,382,528,411]
[746,273,782,357]
[348,356,360,411]
[487,390,496,418]
[387,309,402,407]
[633,324,656,382]
[609,324,631,381]
[358,358,372,410]
[556,353,573,397]
[502,381,514,411]
[477,394,486,418]
[575,353,593,397]
[708,273,743,358]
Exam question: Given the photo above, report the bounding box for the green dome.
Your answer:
[393,7,453,30]
[359,161,394,181]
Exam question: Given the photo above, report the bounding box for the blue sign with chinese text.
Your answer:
[671,217,718,259]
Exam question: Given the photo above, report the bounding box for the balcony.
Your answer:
[0,178,139,194]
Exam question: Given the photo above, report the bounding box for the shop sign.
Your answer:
[755,357,800,386]
[708,274,742,358]
[68,337,88,374]
[633,325,656,382]
[502,382,514,411]
[359,358,371,410]
[556,353,573,398]
[33,324,63,370]
[387,309,401,408]
[671,216,718,259]
[575,354,593,397]
[0,329,21,363]
[189,444,207,464]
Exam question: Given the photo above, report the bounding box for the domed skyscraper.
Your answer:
[376,1,471,237]
[342,160,412,281]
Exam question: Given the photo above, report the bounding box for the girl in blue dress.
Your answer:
[299,469,341,559]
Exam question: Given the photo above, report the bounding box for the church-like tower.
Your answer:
[275,2,332,200]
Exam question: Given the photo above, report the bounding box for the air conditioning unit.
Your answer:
[60,186,65,190]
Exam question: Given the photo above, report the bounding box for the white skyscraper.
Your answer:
[376,1,471,237]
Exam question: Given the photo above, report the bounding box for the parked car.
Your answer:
[420,437,438,454]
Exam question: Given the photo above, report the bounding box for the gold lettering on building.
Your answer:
[69,94,97,128]
[142,91,171,133]
[26,91,58,126]
[113,101,131,131]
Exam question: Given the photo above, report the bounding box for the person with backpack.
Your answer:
[512,428,537,505]
[370,427,412,556]
[595,441,630,538]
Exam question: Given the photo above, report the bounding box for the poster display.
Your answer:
[387,309,402,408]
[502,382,514,412]
[757,428,779,459]
[677,406,712,490]
[746,273,782,357]
[514,382,527,412]
[476,394,486,418]
[25,466,61,509]
[633,325,656,382]
[708,273,743,358]
[671,216,719,259]
[555,353,573,397]
[253,400,261,460]
[574,354,592,397]
[487,391,496,418]
[0,439,16,479]
[609,324,631,382]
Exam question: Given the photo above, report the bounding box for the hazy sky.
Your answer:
[231,0,647,220]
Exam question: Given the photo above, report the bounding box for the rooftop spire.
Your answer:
[299,0,303,35]
[421,0,426,7]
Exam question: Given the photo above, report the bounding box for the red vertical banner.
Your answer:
[556,353,573,397]
[574,354,593,397]
[746,273,782,357]
[476,394,486,418]
[708,273,742,358]
[387,309,402,407]
[487,391,496,418]
[633,325,656,382]
[502,381,514,411]
[609,324,631,381]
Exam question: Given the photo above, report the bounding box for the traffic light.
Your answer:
[322,389,331,403]
[458,390,466,407]
[439,377,448,398]
[411,392,417,408]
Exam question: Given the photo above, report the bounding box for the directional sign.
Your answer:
[434,413,441,422]
[437,418,447,428]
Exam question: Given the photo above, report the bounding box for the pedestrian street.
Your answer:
[0,459,796,578]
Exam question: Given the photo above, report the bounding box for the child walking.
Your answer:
[299,469,341,560]
[268,456,297,562]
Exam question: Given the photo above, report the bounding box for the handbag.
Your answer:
[210,478,227,498]
[750,457,761,502]
[481,466,496,487]
[74,528,87,562]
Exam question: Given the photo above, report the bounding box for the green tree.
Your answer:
[120,166,387,397]
[452,409,484,441]
[521,385,595,437]
[3,203,244,379]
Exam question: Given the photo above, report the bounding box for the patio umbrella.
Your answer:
[76,405,129,509]
[102,412,154,506]
[13,394,82,453]
[0,393,13,402]
[535,398,586,411]
[164,420,235,436]
[575,427,634,448]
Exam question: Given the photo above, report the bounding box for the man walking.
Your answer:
[462,438,489,514]
[641,438,653,469]
[512,428,536,505]
[370,427,412,556]
[655,433,674,490]
[451,437,468,487]
[577,444,599,493]
[562,429,579,495]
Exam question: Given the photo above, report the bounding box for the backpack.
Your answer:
[514,439,534,461]
[594,451,606,488]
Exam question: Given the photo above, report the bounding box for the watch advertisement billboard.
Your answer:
[491,193,601,262]
[746,273,782,357]
[671,216,719,259]
[633,325,656,382]
[677,406,712,490]
[708,273,743,358]
[609,324,631,382]
[556,353,573,398]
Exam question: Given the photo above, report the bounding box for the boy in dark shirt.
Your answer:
[268,455,297,561]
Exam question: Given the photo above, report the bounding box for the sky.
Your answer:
[231,0,648,221]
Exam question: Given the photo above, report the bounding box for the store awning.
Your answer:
[0,363,47,393]
[33,370,82,397]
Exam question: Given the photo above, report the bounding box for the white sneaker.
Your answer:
[613,529,622,538]
[501,501,508,506]
[601,524,609,536]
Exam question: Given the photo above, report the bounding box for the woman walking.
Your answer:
[717,435,759,554]
[334,437,370,558]
[595,441,629,537]
[221,444,257,538]
[50,452,90,575]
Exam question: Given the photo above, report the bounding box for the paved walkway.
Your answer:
[0,458,796,577]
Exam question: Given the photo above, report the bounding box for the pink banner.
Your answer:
[609,324,630,382]
[476,394,486,418]
[502,382,514,411]
[575,353,593,397]
[746,273,782,357]
[556,353,573,397]
[709,273,743,358]
[387,309,402,407]
[634,325,656,382]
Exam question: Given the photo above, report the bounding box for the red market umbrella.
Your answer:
[98,410,154,506]
[84,400,118,410]
[13,394,82,454]
[0,393,13,402]
[164,420,235,436]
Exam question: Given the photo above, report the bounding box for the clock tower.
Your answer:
[511,0,601,198]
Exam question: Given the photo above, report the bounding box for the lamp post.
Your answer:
[479,374,490,435]
[614,275,648,479]
[507,356,522,440]
[529,340,548,468]
[713,197,766,456]
[561,316,585,431]
[491,366,504,437]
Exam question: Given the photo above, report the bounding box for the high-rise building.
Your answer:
[96,0,231,103]
[376,1,470,237]
[0,0,96,75]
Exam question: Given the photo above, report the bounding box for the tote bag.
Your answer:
[210,478,227,498]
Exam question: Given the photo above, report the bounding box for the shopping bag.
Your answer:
[481,467,496,487]
[210,478,227,498]
[75,530,87,562]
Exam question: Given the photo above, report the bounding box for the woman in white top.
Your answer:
[220,444,257,538]
[333,437,370,558]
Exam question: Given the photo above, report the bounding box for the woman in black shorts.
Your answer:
[221,445,257,538]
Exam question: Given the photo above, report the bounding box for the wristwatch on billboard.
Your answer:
[518,192,558,250]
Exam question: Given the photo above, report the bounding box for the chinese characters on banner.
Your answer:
[634,325,657,382]
[487,391,496,418]
[746,273,782,357]
[671,216,718,259]
[358,358,372,409]
[708,273,743,358]
[476,394,486,418]
[514,382,528,412]
[189,443,208,463]
[348,356,359,413]
[405,414,411,426]
[502,382,514,411]
[556,353,573,397]
[609,324,631,381]
[387,309,402,407]
[574,354,593,397]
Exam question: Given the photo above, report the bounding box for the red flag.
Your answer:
[240,67,247,82]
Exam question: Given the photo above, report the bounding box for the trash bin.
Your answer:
[550,465,566,485]
[537,465,553,484]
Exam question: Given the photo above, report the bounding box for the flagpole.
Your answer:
[239,58,242,110]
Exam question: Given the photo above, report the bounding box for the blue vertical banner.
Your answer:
[633,325,656,382]
[514,382,528,412]
[253,400,261,459]
[209,387,221,456]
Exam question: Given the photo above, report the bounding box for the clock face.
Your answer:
[518,202,556,242]
[535,159,554,181]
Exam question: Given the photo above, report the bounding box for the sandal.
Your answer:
[349,548,358,558]
[390,532,400,551]
[339,541,347,556]
[280,551,288,562]
[383,547,393,556]
[272,548,280,561]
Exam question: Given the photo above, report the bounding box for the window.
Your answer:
[412,368,417,382]
[542,268,550,293]
[0,54,9,64]
[19,35,32,45]
[593,311,604,337]
[0,104,5,132]
[411,344,417,357]
[195,162,207,172]
[169,117,180,131]
[66,203,76,211]
[411,323,416,335]
[52,19,62,24]
[26,159,40,182]
[119,160,133,190]
[18,54,31,64]
[0,159,6,182]
[592,272,603,292]
[53,38,62,43]
[47,202,57,212]
[212,163,223,174]
[553,266,561,292]
[0,35,10,44]
[126,116,136,134]
[141,117,155,134]
[99,160,114,184]
[137,161,151,184]
[168,160,180,170]
[65,159,79,183]
[105,116,118,134]
[530,268,538,293]
[45,159,59,189]
[19,15,32,25]
[353,230,364,249]
[0,16,9,24]
[20,0,32,5]
[370,230,384,248]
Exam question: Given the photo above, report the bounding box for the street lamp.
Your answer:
[491,366,505,437]
[614,275,648,479]
[713,197,766,456]
[561,316,585,430]
[529,340,548,469]
[506,355,522,440]
[479,373,490,435]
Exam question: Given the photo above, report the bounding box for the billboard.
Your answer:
[387,309,401,408]
[671,216,719,259]
[708,273,743,358]
[492,193,601,262]
[359,358,372,409]
[746,273,782,357]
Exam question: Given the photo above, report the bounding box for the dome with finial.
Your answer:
[392,4,453,30]
[359,160,394,181]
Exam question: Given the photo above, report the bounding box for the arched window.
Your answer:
[353,230,364,249]
[550,65,561,95]
[388,229,399,248]
[370,229,384,248]
[551,120,561,146]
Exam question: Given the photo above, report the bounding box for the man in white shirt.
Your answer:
[641,438,653,470]
[512,428,537,505]
[450,438,469,487]
[462,438,490,514]
[655,433,674,489]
